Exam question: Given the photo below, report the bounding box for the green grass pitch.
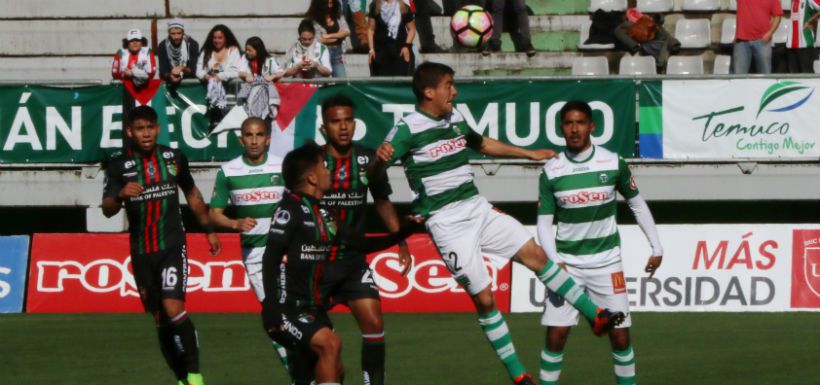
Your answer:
[1,312,817,384]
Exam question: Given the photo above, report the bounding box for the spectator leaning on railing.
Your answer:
[307,0,351,77]
[111,28,156,148]
[284,19,333,79]
[196,24,243,128]
[156,18,199,95]
[368,0,417,76]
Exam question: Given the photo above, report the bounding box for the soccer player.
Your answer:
[208,117,294,379]
[261,142,416,385]
[319,93,411,385]
[536,100,664,385]
[374,62,624,385]
[102,105,221,385]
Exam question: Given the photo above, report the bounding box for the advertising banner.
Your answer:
[27,233,259,313]
[511,225,820,313]
[639,79,820,159]
[0,236,30,313]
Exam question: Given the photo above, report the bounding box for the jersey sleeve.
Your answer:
[616,157,640,200]
[368,155,393,199]
[210,169,230,209]
[262,203,297,301]
[464,126,484,149]
[175,151,196,193]
[102,160,123,199]
[537,169,556,215]
[384,122,412,167]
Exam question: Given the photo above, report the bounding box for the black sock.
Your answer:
[361,334,385,385]
[157,323,188,381]
[170,312,200,374]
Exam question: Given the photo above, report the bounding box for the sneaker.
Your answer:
[526,48,537,57]
[513,372,537,385]
[591,308,625,336]
[482,40,502,56]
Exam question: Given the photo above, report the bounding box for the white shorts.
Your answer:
[541,262,632,328]
[242,247,265,302]
[426,196,532,296]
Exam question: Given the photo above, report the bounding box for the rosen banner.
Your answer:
[639,79,820,159]
[511,225,820,313]
[0,236,30,313]
[0,80,636,163]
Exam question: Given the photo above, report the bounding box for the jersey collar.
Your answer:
[564,145,596,164]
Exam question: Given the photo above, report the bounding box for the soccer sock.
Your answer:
[477,310,527,381]
[169,311,201,374]
[362,333,385,385]
[612,346,636,385]
[157,323,188,381]
[537,261,599,321]
[538,349,563,385]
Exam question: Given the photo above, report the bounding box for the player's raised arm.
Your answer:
[475,135,556,161]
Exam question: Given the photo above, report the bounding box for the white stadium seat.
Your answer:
[667,55,705,75]
[721,18,736,45]
[619,55,657,75]
[713,55,732,74]
[588,0,628,12]
[814,59,820,73]
[782,0,791,10]
[637,0,674,13]
[571,56,610,75]
[675,19,712,48]
[728,0,737,11]
[773,19,789,44]
[682,0,720,11]
[578,20,616,50]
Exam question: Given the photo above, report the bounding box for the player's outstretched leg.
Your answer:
[164,300,203,385]
[349,299,386,385]
[472,288,534,385]
[155,313,188,384]
[514,240,624,335]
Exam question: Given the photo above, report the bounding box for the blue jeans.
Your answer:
[733,39,772,74]
[329,46,347,78]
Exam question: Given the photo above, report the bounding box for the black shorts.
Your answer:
[271,307,334,353]
[131,243,188,313]
[320,257,380,308]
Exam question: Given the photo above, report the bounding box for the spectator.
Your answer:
[111,28,156,145]
[734,0,782,74]
[413,0,447,53]
[196,24,243,128]
[156,18,199,95]
[483,0,536,57]
[368,0,417,76]
[307,0,351,77]
[614,10,680,72]
[785,0,820,73]
[284,19,333,79]
[341,0,370,53]
[237,37,282,123]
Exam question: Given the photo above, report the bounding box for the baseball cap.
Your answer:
[126,29,143,41]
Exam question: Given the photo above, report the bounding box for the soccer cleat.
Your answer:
[177,381,186,385]
[591,308,625,336]
[513,372,537,385]
[187,373,205,385]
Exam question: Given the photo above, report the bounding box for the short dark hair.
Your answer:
[412,62,455,102]
[283,141,323,191]
[240,117,271,135]
[126,105,158,127]
[321,93,355,120]
[298,19,316,35]
[559,100,593,122]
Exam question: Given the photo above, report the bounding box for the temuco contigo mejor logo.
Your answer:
[756,81,815,118]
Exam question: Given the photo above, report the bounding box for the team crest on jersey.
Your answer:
[357,155,369,165]
[301,205,310,214]
[271,175,282,185]
[338,166,347,181]
[599,173,608,183]
[360,175,369,186]
[274,208,291,225]
[167,162,177,176]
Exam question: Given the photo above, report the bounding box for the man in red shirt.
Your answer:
[734,0,783,74]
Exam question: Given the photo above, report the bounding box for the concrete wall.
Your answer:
[0,0,165,18]
[168,0,310,17]
[0,20,153,56]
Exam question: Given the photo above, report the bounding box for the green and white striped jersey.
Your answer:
[537,146,639,268]
[211,154,285,249]
[385,108,484,217]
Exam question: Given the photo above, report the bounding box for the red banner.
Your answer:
[366,235,512,313]
[27,233,259,313]
[791,229,820,308]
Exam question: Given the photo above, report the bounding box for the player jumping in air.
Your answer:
[102,105,221,385]
[318,93,411,385]
[260,142,417,385]
[208,117,294,380]
[536,100,663,385]
[373,62,625,385]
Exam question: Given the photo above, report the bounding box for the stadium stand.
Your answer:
[588,0,628,12]
[682,0,721,12]
[666,55,705,74]
[675,18,712,49]
[712,54,731,74]
[571,56,610,75]
[578,20,616,51]
[637,0,675,13]
[618,54,657,74]
[720,18,736,45]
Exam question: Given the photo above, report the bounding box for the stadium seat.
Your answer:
[637,0,674,13]
[728,0,737,11]
[578,20,616,50]
[815,59,820,73]
[619,55,657,75]
[721,18,736,45]
[713,55,732,74]
[675,19,712,48]
[782,0,791,10]
[571,56,610,75]
[773,19,789,44]
[682,0,720,11]
[588,0,628,12]
[667,55,705,74]
[816,24,820,47]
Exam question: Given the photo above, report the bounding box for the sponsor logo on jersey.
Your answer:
[274,209,291,225]
[297,313,315,324]
[358,155,369,165]
[338,166,347,181]
[232,190,281,204]
[283,319,303,340]
[557,190,612,205]
[123,172,138,177]
[301,205,310,214]
[163,151,174,159]
[124,160,136,169]
[611,271,626,294]
[427,137,467,159]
